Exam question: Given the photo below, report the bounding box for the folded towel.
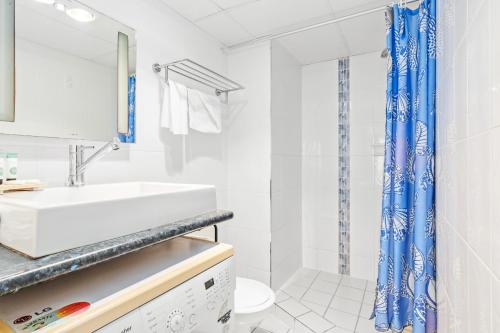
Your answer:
[187,88,224,134]
[164,80,189,135]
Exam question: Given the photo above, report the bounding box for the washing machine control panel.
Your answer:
[97,257,235,333]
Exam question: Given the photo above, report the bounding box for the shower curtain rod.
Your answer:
[224,0,420,51]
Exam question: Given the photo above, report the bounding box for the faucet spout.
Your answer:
[77,138,120,175]
[67,138,120,187]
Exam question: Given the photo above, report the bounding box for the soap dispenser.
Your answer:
[6,152,17,181]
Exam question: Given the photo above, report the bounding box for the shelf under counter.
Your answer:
[0,210,233,297]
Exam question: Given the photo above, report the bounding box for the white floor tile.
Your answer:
[258,314,291,333]
[340,276,367,290]
[301,300,327,316]
[324,309,358,331]
[335,286,364,302]
[273,305,296,329]
[297,312,335,333]
[282,283,309,299]
[278,269,372,333]
[362,291,376,305]
[278,298,311,317]
[329,296,362,315]
[310,279,338,295]
[302,289,334,307]
[317,271,342,283]
[355,318,379,333]
[276,290,292,303]
[293,321,315,333]
[359,303,373,319]
[290,275,316,288]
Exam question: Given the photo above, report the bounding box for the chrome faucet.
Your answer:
[67,138,120,187]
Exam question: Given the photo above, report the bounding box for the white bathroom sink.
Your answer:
[0,182,216,258]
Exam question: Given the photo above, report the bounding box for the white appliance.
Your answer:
[0,237,234,333]
[96,257,234,333]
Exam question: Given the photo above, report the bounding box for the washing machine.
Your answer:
[0,237,235,333]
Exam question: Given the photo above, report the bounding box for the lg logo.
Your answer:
[34,308,52,316]
[13,307,51,325]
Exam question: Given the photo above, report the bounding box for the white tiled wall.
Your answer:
[270,41,302,290]
[300,52,385,282]
[225,43,273,285]
[349,52,386,282]
[437,0,500,331]
[301,60,339,274]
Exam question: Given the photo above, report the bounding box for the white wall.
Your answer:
[436,0,500,331]
[223,43,273,285]
[270,41,302,290]
[0,0,228,220]
[301,60,339,273]
[349,52,386,281]
[300,52,385,281]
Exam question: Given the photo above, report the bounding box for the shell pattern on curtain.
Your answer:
[373,0,436,332]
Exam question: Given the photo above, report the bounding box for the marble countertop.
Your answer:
[0,210,233,297]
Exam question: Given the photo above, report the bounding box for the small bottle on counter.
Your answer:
[6,152,18,181]
[0,152,5,185]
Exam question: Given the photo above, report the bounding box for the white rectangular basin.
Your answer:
[0,182,216,258]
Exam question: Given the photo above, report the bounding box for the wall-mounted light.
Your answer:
[65,7,95,22]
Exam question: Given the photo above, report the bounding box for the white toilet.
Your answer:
[234,277,276,333]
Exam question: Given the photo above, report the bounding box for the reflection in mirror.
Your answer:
[117,32,129,135]
[0,0,15,122]
[0,0,136,141]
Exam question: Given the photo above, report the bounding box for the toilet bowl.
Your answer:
[234,277,276,333]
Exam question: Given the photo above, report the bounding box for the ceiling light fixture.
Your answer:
[34,0,56,4]
[53,2,65,11]
[65,7,95,22]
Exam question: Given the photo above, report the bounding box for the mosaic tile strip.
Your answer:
[338,57,350,275]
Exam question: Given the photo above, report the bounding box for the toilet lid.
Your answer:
[234,277,275,314]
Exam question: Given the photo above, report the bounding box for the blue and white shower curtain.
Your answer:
[373,0,436,332]
[118,74,136,143]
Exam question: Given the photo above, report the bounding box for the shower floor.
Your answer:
[257,268,379,333]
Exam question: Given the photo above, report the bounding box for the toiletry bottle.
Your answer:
[0,152,5,185]
[6,153,17,181]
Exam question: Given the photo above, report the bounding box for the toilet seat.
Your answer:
[234,277,276,314]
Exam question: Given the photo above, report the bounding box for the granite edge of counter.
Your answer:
[0,210,234,297]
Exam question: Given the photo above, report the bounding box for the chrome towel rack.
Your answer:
[152,59,244,101]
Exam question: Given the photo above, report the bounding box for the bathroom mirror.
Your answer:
[0,0,15,122]
[0,0,136,141]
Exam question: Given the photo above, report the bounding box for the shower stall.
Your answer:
[268,5,393,331]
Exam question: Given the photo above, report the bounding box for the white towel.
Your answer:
[162,80,189,135]
[187,88,224,134]
[160,81,171,128]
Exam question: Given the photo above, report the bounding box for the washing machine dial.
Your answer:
[167,309,185,332]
